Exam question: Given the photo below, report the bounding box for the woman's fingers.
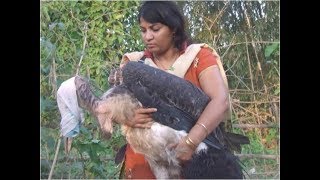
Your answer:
[126,107,157,128]
[136,108,157,114]
[138,117,153,123]
[174,137,195,163]
[134,108,157,124]
[134,121,153,128]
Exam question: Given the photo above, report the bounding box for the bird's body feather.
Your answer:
[72,61,249,178]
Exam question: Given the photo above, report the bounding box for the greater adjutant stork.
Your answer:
[60,61,249,179]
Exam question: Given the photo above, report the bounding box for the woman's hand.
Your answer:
[168,137,196,165]
[125,108,157,128]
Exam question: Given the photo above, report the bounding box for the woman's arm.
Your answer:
[175,65,229,162]
[190,65,229,142]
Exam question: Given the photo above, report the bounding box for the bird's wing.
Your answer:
[122,62,231,149]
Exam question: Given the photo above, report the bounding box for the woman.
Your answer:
[120,1,230,179]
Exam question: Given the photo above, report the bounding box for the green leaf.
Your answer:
[92,139,100,143]
[274,87,280,95]
[265,43,279,58]
[114,14,123,20]
[40,96,54,112]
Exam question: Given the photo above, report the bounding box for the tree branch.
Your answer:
[235,153,279,160]
[48,136,62,180]
[233,123,278,128]
[76,22,88,76]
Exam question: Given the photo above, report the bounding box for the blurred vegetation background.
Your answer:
[40,0,279,179]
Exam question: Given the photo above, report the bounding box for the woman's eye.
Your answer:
[151,27,160,32]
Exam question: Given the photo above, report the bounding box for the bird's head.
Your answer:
[74,75,115,139]
[74,70,140,140]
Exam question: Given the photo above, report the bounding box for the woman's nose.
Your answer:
[144,30,154,41]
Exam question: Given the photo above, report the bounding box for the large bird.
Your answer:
[72,61,249,178]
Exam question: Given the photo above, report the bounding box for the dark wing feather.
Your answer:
[123,75,223,149]
[123,62,209,119]
[122,62,241,150]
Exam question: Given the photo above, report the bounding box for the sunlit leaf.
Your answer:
[265,43,279,58]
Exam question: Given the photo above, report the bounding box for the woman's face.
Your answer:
[139,17,175,54]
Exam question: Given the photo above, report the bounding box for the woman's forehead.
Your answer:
[139,18,164,27]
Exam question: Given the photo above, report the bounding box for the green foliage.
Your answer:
[40,125,126,179]
[232,126,279,179]
[41,1,138,178]
[40,0,142,99]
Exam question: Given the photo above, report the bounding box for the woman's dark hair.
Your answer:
[138,1,191,50]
